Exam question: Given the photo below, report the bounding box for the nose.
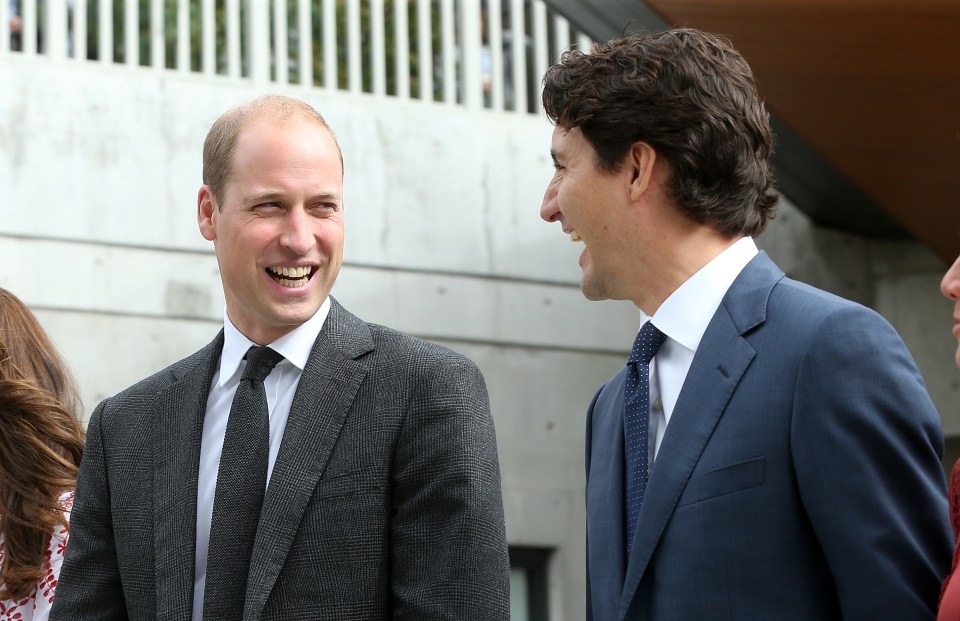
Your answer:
[942,254,960,302]
[540,172,562,223]
[280,207,314,255]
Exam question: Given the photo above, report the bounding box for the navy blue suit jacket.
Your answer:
[585,252,951,620]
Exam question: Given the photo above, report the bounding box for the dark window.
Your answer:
[509,546,550,621]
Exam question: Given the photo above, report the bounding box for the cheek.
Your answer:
[318,221,345,243]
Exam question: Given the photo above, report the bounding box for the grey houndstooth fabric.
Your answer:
[51,298,510,621]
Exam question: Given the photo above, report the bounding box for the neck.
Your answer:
[634,227,743,316]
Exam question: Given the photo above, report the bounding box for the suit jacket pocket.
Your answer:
[677,456,765,507]
[311,466,382,501]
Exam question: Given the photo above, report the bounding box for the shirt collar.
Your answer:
[218,297,332,386]
[646,237,758,354]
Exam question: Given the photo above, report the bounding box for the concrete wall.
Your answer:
[1,55,956,619]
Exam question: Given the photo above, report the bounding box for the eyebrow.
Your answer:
[243,190,342,203]
[550,149,561,165]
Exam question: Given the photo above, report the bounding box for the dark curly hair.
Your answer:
[541,28,778,237]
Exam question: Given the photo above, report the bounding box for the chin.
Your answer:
[579,276,610,302]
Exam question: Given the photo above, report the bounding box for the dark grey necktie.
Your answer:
[203,345,284,621]
[623,322,666,558]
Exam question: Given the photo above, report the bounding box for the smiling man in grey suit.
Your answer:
[540,29,951,620]
[51,95,510,620]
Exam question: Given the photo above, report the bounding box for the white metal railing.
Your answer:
[0,0,592,114]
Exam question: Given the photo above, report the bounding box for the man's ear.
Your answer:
[627,141,658,201]
[197,185,218,241]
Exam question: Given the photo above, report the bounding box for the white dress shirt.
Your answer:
[192,297,331,621]
[643,237,758,462]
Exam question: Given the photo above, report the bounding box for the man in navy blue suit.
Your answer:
[539,28,951,620]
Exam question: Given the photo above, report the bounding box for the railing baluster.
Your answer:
[509,0,526,113]
[553,12,569,60]
[151,0,163,68]
[322,0,337,89]
[531,0,547,114]
[124,0,138,65]
[460,0,481,109]
[247,0,269,83]
[2,0,567,117]
[393,0,410,98]
[488,0,504,111]
[577,32,591,55]
[346,0,361,92]
[416,0,432,101]
[227,0,240,77]
[21,0,36,55]
[371,0,385,96]
[45,0,68,59]
[73,0,87,60]
[202,0,215,74]
[177,0,190,71]
[297,0,311,86]
[440,0,455,104]
[96,0,110,62]
[274,0,288,84]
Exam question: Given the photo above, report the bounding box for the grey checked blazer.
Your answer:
[50,298,510,620]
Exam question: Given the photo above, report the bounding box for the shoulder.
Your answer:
[727,269,915,379]
[95,337,219,411]
[365,322,478,370]
[766,276,896,338]
[772,275,870,316]
[357,323,489,406]
[732,252,885,327]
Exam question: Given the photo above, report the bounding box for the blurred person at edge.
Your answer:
[539,28,951,619]
[8,0,22,51]
[939,253,960,620]
[0,287,85,621]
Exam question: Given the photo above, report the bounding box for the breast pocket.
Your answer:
[677,456,766,507]
[294,467,388,554]
[311,466,383,500]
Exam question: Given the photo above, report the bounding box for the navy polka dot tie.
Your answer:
[624,322,666,558]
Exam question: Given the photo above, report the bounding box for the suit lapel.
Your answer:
[585,370,629,619]
[618,253,781,618]
[154,334,223,621]
[244,300,373,621]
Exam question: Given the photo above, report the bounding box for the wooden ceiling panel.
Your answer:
[644,0,960,260]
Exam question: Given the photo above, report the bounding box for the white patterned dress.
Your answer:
[0,491,74,621]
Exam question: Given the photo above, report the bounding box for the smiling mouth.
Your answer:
[267,266,314,288]
[570,230,583,242]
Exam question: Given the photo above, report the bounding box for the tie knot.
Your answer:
[241,346,284,382]
[629,322,666,365]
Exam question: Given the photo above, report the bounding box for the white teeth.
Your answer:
[268,266,313,288]
[269,266,312,278]
[570,230,583,242]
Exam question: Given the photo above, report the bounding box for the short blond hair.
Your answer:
[202,95,343,205]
